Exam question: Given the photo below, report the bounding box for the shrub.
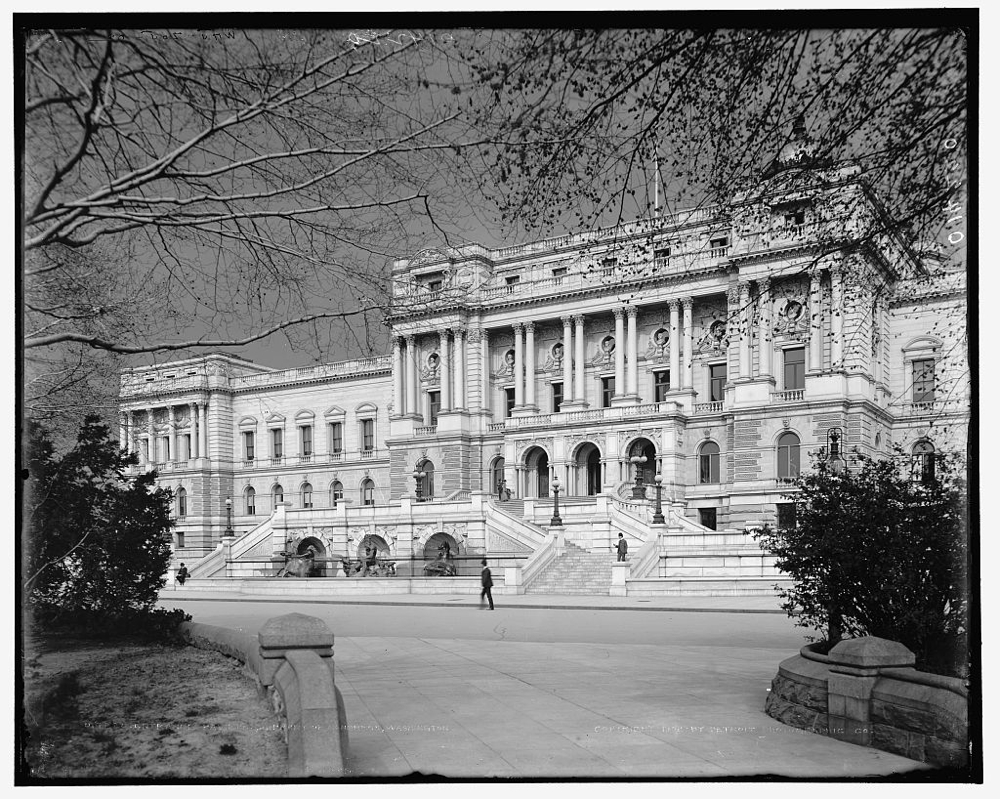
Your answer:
[754,451,968,675]
[24,416,178,636]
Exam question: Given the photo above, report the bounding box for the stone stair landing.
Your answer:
[525,542,614,595]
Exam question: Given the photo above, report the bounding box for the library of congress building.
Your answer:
[118,134,968,595]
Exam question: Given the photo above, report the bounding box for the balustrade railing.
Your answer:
[694,401,724,414]
[774,389,805,402]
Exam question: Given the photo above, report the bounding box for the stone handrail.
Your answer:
[515,533,561,592]
[485,500,549,551]
[188,544,225,579]
[180,614,349,777]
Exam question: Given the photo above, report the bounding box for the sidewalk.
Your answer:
[162,587,786,613]
[162,588,936,778]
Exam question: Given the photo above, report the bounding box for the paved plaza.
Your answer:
[160,591,932,779]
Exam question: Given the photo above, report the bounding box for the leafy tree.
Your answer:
[24,415,177,631]
[753,452,968,675]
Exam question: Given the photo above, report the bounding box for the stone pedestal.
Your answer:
[826,637,915,747]
[610,561,629,597]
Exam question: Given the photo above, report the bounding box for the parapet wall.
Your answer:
[765,637,968,769]
[180,614,349,777]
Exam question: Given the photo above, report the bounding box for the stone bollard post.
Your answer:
[825,636,915,747]
[257,613,348,777]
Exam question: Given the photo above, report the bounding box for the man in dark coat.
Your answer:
[616,533,628,562]
[479,559,494,610]
[176,563,189,586]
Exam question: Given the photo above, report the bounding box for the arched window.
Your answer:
[416,460,435,499]
[777,432,800,481]
[699,442,721,484]
[361,478,375,506]
[245,487,256,515]
[301,482,313,509]
[177,487,187,517]
[330,481,344,506]
[273,484,284,508]
[911,440,936,485]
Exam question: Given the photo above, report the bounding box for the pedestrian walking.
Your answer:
[616,533,628,562]
[479,559,494,610]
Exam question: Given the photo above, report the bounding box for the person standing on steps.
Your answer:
[616,533,628,562]
[480,559,494,610]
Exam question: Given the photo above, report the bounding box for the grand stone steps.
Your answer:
[525,542,614,595]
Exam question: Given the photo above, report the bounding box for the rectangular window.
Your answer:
[429,390,441,425]
[699,450,720,484]
[783,347,806,391]
[912,359,936,403]
[176,532,185,549]
[271,428,283,460]
[698,508,717,530]
[160,437,170,462]
[654,370,671,402]
[183,434,192,461]
[785,209,806,226]
[709,364,727,402]
[777,503,797,530]
[361,419,374,451]
[552,266,568,280]
[300,425,313,457]
[243,431,255,461]
[505,274,520,286]
[709,235,729,249]
[329,422,343,453]
[426,279,443,292]
[654,247,671,261]
[601,377,615,408]
[552,382,563,413]
[505,387,516,418]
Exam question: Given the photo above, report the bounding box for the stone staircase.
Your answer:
[525,542,614,595]
[495,498,525,516]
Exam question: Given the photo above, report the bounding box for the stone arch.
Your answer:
[569,440,603,496]
[296,535,328,577]
[625,436,658,488]
[489,455,507,497]
[523,445,551,498]
[415,457,435,500]
[356,533,389,560]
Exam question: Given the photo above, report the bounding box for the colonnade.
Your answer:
[120,401,209,464]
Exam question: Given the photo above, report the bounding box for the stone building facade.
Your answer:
[118,144,968,580]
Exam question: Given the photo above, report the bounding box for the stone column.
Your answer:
[669,300,680,388]
[682,297,694,389]
[525,321,536,408]
[480,329,491,415]
[809,269,823,370]
[758,277,772,378]
[513,323,524,407]
[391,336,404,416]
[613,307,625,396]
[199,402,209,461]
[189,402,199,458]
[454,326,467,410]
[738,282,751,378]
[168,405,176,462]
[830,263,844,369]
[146,407,155,463]
[561,315,574,402]
[573,314,586,403]
[626,305,639,396]
[439,329,452,412]
[119,413,127,453]
[405,335,418,416]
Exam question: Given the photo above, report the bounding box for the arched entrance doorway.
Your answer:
[524,446,550,498]
[574,443,603,496]
[296,536,327,577]
[627,438,658,495]
[491,456,506,497]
